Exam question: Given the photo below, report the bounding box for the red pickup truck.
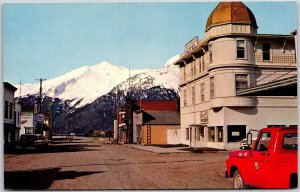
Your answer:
[225,127,297,189]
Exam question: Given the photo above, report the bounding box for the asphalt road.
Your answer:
[4,136,233,190]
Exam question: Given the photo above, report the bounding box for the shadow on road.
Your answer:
[4,167,106,190]
[7,137,101,155]
[43,144,102,153]
[51,137,94,144]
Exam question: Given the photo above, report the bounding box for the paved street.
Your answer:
[4,136,232,190]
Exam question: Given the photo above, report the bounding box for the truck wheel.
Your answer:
[233,170,248,189]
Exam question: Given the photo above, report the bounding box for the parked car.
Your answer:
[226,127,297,189]
[240,137,257,149]
[239,139,248,149]
[15,134,48,150]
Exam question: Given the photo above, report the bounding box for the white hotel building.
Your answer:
[174,2,297,150]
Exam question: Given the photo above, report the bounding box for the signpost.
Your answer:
[35,114,44,123]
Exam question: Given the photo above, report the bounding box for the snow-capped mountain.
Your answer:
[110,55,180,96]
[17,55,180,134]
[15,55,180,108]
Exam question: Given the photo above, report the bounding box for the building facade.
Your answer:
[20,111,35,135]
[117,99,180,144]
[14,100,22,141]
[135,100,180,145]
[174,2,297,150]
[3,82,18,150]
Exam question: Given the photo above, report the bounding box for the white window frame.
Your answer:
[210,77,215,99]
[186,128,190,140]
[192,86,195,105]
[262,43,271,61]
[201,83,205,102]
[236,39,247,59]
[235,74,248,92]
[183,89,187,107]
[209,44,213,63]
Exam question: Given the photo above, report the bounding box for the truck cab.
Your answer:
[225,127,297,189]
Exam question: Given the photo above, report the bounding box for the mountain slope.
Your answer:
[15,61,152,108]
[16,55,180,108]
[17,55,181,134]
[111,55,180,96]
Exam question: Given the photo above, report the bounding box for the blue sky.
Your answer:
[3,1,297,84]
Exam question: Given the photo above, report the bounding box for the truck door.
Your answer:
[248,132,272,188]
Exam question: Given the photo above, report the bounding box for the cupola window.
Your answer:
[237,40,246,59]
[235,74,248,92]
[210,77,215,99]
[209,44,213,63]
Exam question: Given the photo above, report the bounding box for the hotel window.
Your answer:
[237,40,246,59]
[201,83,205,102]
[200,127,205,141]
[262,43,270,61]
[208,127,215,142]
[235,74,248,92]
[218,127,223,142]
[183,90,187,106]
[210,77,215,99]
[192,87,195,105]
[197,127,201,141]
[5,101,9,119]
[186,128,189,140]
[227,125,246,142]
[209,44,213,63]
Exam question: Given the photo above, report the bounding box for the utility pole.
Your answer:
[139,77,142,108]
[36,78,46,113]
[19,81,22,98]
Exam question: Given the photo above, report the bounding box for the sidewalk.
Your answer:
[123,144,190,154]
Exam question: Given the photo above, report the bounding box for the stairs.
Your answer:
[146,123,151,145]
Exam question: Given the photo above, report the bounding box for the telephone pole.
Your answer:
[36,78,46,113]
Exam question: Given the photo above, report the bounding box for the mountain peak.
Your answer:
[98,61,115,67]
[16,55,180,108]
[161,54,180,70]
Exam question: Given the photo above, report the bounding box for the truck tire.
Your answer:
[233,170,249,189]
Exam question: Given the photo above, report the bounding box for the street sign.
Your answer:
[35,114,44,123]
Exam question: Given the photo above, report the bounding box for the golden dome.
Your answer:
[206,1,258,31]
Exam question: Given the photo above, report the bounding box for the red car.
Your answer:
[226,127,297,189]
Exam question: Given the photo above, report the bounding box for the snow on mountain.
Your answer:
[15,55,180,108]
[15,61,151,107]
[113,54,180,94]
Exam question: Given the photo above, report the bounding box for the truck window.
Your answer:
[255,132,271,151]
[283,133,297,150]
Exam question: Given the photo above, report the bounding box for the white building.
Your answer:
[20,111,35,135]
[174,2,297,150]
[14,100,22,141]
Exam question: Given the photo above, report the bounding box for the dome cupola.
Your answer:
[205,1,258,35]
